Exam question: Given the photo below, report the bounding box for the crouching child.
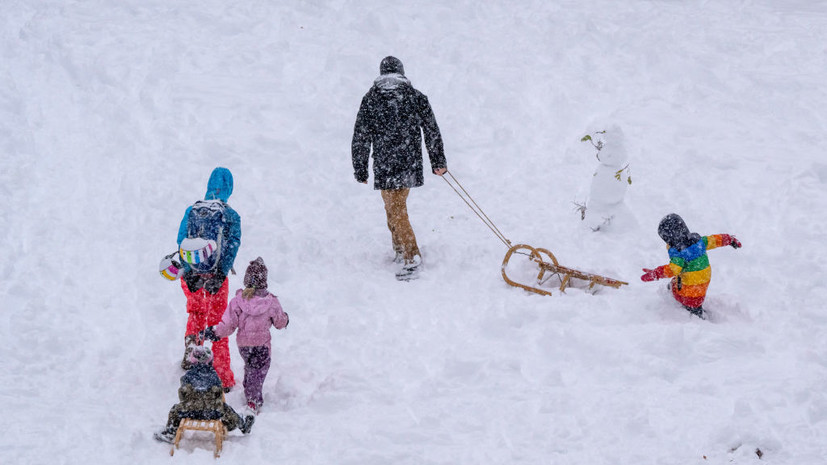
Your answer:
[154,346,254,443]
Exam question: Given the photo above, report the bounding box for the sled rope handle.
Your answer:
[442,171,512,248]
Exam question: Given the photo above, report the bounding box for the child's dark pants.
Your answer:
[239,346,271,407]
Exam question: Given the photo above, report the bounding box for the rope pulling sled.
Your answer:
[442,171,628,296]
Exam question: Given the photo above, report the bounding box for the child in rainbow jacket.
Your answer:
[641,213,741,319]
[202,257,289,414]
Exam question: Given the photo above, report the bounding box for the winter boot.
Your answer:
[395,254,422,281]
[240,414,255,434]
[154,427,176,444]
[685,306,706,320]
[181,335,198,370]
[246,401,261,415]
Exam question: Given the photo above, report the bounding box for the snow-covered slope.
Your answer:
[3,1,827,463]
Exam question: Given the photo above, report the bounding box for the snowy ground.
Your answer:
[3,1,827,464]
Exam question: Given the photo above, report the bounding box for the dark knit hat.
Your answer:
[244,257,268,289]
[380,56,405,76]
[658,213,701,251]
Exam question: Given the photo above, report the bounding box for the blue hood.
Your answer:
[205,167,233,202]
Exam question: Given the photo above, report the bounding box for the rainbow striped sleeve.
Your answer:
[665,261,683,277]
[645,261,677,278]
[705,234,731,250]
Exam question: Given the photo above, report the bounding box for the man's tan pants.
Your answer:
[381,189,420,261]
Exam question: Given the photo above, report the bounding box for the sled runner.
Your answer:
[443,171,628,296]
[501,243,627,296]
[171,418,226,458]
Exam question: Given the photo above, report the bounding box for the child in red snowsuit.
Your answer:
[176,167,241,390]
[641,213,741,319]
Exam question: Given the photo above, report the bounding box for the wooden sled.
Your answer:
[172,418,227,458]
[501,244,628,296]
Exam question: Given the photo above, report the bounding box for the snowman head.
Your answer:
[592,125,627,168]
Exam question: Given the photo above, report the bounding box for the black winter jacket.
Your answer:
[180,363,222,392]
[352,74,446,190]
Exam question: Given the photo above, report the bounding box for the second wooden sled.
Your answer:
[501,244,628,296]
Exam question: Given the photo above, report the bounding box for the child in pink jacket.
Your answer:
[202,257,289,414]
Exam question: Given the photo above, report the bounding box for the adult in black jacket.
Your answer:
[352,56,447,280]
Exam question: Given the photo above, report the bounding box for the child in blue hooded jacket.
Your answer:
[176,167,241,390]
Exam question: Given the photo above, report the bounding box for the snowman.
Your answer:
[581,125,632,231]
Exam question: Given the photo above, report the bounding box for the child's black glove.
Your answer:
[200,326,220,342]
[204,272,226,294]
[182,271,204,293]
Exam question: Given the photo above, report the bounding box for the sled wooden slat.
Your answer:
[171,418,226,458]
[501,244,627,296]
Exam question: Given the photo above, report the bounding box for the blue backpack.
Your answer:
[179,200,226,273]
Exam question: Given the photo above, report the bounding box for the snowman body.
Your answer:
[585,126,629,231]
